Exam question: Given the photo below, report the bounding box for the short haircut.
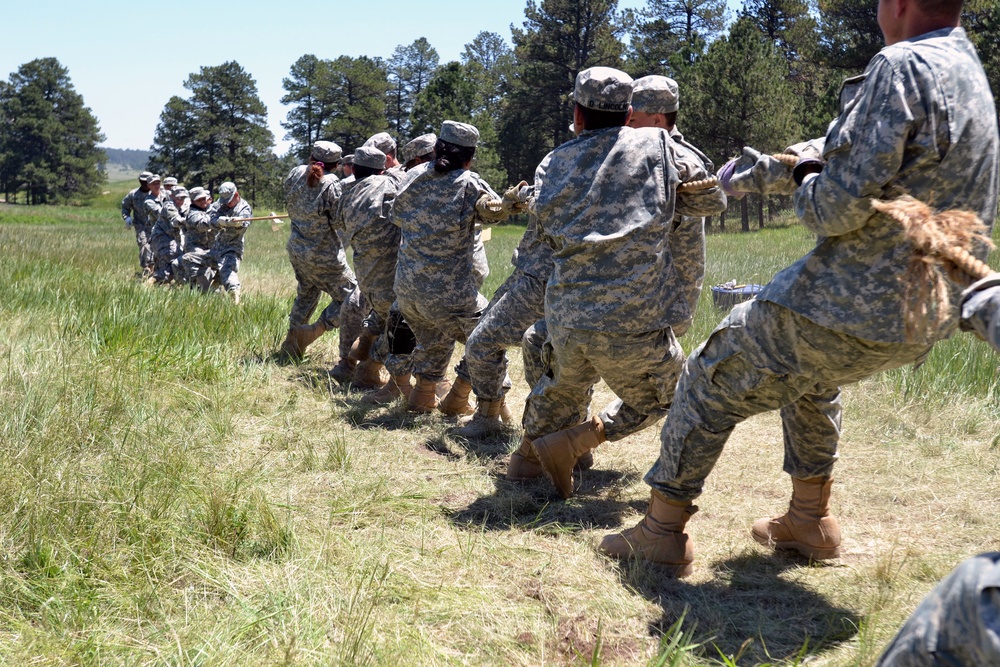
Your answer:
[914,0,963,18]
[353,164,382,180]
[577,103,629,131]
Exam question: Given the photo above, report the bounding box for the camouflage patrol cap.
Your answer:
[573,67,633,112]
[188,187,208,201]
[163,176,179,187]
[218,181,237,205]
[342,155,354,166]
[353,146,386,170]
[439,121,479,148]
[149,174,162,183]
[402,133,437,162]
[363,132,397,156]
[631,75,679,114]
[138,171,153,182]
[311,140,343,164]
[171,187,189,199]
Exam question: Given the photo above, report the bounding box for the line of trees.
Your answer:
[0,58,106,204]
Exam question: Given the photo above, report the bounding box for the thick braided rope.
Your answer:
[772,153,800,167]
[677,177,719,193]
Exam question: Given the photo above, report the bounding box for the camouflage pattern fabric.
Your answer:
[174,206,217,288]
[761,27,1000,345]
[368,305,414,377]
[284,165,360,337]
[150,200,186,283]
[121,187,155,270]
[645,299,932,501]
[522,324,684,441]
[209,198,252,293]
[522,318,591,425]
[535,125,690,333]
[961,276,1000,353]
[464,268,546,401]
[392,162,500,380]
[669,128,726,334]
[877,552,1000,666]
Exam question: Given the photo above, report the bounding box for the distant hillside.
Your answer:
[102,148,151,181]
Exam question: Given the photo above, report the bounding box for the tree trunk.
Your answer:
[758,196,765,229]
[741,198,749,232]
[720,206,726,232]
[705,215,713,231]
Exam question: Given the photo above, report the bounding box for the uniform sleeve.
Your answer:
[470,175,506,224]
[318,177,342,219]
[794,57,910,237]
[144,197,162,221]
[668,214,706,336]
[961,276,1000,353]
[121,192,132,219]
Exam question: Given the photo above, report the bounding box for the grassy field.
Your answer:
[0,186,998,666]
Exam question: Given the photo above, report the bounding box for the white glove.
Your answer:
[124,215,133,228]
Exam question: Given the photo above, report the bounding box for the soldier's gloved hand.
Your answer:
[124,215,133,228]
[216,216,232,227]
[793,158,826,186]
[726,146,798,196]
[717,159,744,200]
[501,180,532,214]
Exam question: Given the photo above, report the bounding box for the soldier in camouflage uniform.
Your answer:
[600,0,1000,577]
[960,274,1000,351]
[120,171,155,276]
[149,186,189,284]
[331,146,409,397]
[514,68,724,500]
[140,175,169,283]
[402,134,437,170]
[364,132,405,185]
[278,141,366,378]
[392,121,518,414]
[877,552,1000,666]
[173,187,216,287]
[514,75,724,445]
[209,182,253,304]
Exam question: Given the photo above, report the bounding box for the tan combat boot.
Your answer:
[290,321,328,357]
[352,360,387,390]
[751,476,841,560]
[407,375,439,413]
[533,416,606,499]
[330,358,357,384]
[362,374,412,405]
[454,398,507,439]
[506,436,595,481]
[438,377,474,417]
[598,491,698,577]
[279,328,302,360]
[349,331,377,363]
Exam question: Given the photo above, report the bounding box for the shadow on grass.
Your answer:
[446,465,646,532]
[620,550,860,663]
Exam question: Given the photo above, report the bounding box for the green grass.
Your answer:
[0,201,998,665]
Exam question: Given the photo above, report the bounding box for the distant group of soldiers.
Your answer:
[120,173,252,303]
[120,0,1000,659]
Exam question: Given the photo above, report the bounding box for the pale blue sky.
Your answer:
[1,0,653,153]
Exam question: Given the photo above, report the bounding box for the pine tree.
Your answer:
[323,56,391,151]
[626,0,727,74]
[148,61,273,199]
[386,38,440,138]
[0,58,106,204]
[281,55,337,160]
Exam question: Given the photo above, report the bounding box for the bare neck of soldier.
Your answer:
[879,0,960,46]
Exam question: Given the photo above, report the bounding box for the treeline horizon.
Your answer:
[4,0,1000,206]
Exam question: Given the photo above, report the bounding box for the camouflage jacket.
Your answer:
[761,27,1000,344]
[179,206,216,251]
[210,198,253,257]
[120,187,152,227]
[535,125,691,334]
[151,199,186,242]
[331,174,399,300]
[284,166,346,261]
[393,162,500,305]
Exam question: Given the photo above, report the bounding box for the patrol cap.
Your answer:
[573,67,633,112]
[439,121,479,148]
[311,140,342,164]
[149,174,162,183]
[163,176,179,187]
[218,181,237,204]
[138,171,153,182]
[402,133,437,163]
[188,187,208,201]
[342,155,354,166]
[171,187,189,199]
[631,75,679,114]
[363,132,396,155]
[353,146,386,170]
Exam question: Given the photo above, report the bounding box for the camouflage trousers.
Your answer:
[646,299,932,502]
[177,248,215,290]
[364,292,413,377]
[522,319,592,424]
[151,233,182,283]
[522,324,685,441]
[464,269,545,401]
[396,292,488,382]
[212,250,242,293]
[288,249,365,360]
[877,552,1000,666]
[134,225,154,271]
